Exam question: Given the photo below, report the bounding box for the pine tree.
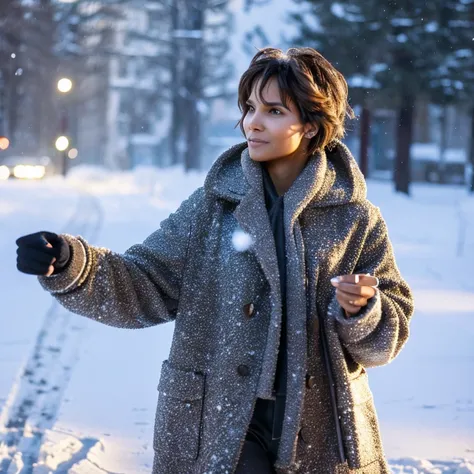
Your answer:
[290,0,473,195]
[243,0,270,11]
[422,1,474,183]
[450,0,474,192]
[376,1,474,193]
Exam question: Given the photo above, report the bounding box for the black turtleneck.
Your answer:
[261,165,287,397]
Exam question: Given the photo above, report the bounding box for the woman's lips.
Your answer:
[248,140,268,148]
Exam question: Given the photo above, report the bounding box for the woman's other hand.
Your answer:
[330,274,379,317]
[16,231,70,276]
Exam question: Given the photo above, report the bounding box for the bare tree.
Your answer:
[0,0,57,152]
[0,0,23,143]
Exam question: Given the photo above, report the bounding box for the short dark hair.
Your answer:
[237,47,355,154]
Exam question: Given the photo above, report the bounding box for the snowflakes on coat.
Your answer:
[37,141,414,473]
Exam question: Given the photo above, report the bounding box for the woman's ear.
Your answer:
[304,123,319,139]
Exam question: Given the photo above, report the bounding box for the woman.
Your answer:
[16,47,414,474]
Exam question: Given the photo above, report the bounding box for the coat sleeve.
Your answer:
[37,187,205,329]
[329,204,414,368]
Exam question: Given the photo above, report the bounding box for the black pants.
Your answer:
[235,397,285,474]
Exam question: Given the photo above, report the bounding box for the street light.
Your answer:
[55,135,69,176]
[55,136,69,151]
[57,78,73,93]
[56,77,73,175]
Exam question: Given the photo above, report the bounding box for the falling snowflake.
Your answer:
[231,230,253,252]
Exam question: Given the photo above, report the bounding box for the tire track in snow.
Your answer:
[0,193,102,473]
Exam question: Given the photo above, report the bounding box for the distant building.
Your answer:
[75,1,170,170]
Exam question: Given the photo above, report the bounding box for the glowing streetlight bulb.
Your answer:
[55,136,69,151]
[57,78,73,93]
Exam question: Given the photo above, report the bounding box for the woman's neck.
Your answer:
[263,151,310,196]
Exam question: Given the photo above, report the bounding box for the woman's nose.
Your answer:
[247,113,263,131]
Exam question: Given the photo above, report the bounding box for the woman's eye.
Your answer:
[246,106,281,115]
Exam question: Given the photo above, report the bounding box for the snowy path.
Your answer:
[0,172,473,473]
[0,194,102,473]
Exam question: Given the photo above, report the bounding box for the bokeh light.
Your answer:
[0,165,10,180]
[57,78,73,93]
[0,137,10,150]
[68,148,78,159]
[55,136,69,151]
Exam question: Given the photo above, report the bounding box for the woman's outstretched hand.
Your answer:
[330,274,379,317]
[16,231,70,277]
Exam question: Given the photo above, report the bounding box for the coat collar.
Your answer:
[204,140,367,210]
[204,141,368,401]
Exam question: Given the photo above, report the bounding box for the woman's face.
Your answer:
[242,76,316,163]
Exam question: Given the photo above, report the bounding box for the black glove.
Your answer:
[16,231,71,276]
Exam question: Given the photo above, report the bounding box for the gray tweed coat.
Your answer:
[38,141,414,474]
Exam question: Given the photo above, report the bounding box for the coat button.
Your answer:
[237,364,251,376]
[306,374,316,389]
[243,303,255,318]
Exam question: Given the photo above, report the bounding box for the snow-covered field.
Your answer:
[0,163,473,473]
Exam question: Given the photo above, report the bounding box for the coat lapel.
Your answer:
[233,148,283,398]
[283,146,328,227]
[229,146,330,403]
[274,150,330,465]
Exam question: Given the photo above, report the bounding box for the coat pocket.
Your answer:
[345,372,385,469]
[153,360,205,461]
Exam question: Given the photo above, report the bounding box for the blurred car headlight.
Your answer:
[13,165,46,179]
[0,165,10,180]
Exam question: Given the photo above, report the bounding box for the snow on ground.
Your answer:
[365,182,474,471]
[0,181,79,416]
[0,163,473,473]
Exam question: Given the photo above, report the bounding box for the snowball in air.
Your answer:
[232,230,253,252]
